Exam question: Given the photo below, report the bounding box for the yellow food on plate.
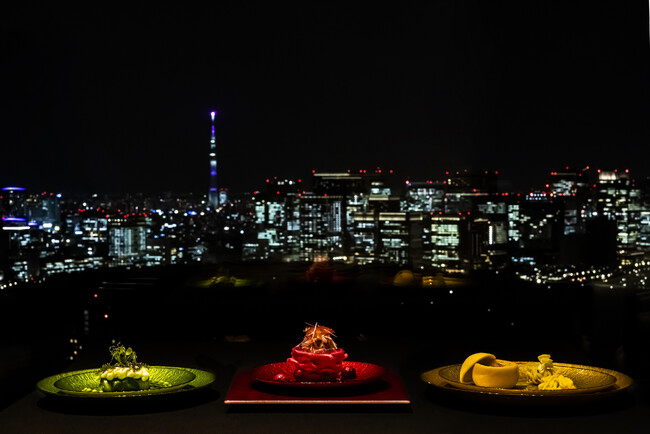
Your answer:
[472,359,519,388]
[459,353,496,384]
[521,354,576,390]
[537,373,576,390]
[522,353,554,385]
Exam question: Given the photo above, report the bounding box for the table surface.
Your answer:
[1,338,648,434]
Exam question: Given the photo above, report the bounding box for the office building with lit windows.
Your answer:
[108,215,150,265]
[299,193,344,261]
[311,170,399,257]
[596,170,641,257]
[547,166,593,236]
[402,181,445,213]
[428,214,465,272]
[247,178,302,261]
[352,211,423,266]
[516,191,561,261]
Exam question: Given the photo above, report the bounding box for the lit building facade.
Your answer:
[352,211,422,266]
[597,170,641,257]
[428,214,465,272]
[402,181,445,213]
[1,187,27,219]
[246,178,302,261]
[108,215,150,265]
[299,194,344,261]
[548,166,593,236]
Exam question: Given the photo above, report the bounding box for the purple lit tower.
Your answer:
[208,111,219,207]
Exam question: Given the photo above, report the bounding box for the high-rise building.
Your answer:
[597,170,640,256]
[548,166,593,236]
[518,191,561,255]
[208,111,219,208]
[246,178,303,261]
[428,214,465,272]
[353,211,423,266]
[1,186,27,218]
[311,170,398,259]
[108,215,150,265]
[299,194,344,261]
[26,192,61,228]
[402,181,445,213]
[638,178,650,253]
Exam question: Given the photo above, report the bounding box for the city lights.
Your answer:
[1,166,650,290]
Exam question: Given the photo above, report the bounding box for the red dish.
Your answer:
[288,347,347,381]
[251,361,386,389]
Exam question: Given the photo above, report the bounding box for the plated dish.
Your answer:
[422,353,632,403]
[251,323,386,388]
[36,344,215,398]
[431,362,618,396]
[286,323,351,382]
[37,366,215,398]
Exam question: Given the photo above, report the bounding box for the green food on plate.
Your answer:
[80,344,171,393]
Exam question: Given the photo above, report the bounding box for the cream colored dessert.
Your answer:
[471,359,519,388]
[460,353,519,388]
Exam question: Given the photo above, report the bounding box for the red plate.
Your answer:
[251,361,386,388]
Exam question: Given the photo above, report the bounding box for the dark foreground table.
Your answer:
[1,338,648,434]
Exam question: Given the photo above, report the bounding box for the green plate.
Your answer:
[37,366,215,398]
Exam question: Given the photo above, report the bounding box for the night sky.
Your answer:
[1,2,648,194]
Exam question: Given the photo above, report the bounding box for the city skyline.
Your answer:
[1,2,648,194]
[2,165,648,270]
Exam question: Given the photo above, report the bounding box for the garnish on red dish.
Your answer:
[298,324,339,353]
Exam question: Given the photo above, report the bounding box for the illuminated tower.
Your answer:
[208,111,219,207]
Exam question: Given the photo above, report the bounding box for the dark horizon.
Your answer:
[2,2,649,195]
[1,164,648,198]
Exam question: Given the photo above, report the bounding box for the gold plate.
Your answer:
[421,362,632,402]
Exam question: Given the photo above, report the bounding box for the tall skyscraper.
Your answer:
[108,215,149,266]
[208,111,219,207]
[597,170,640,255]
